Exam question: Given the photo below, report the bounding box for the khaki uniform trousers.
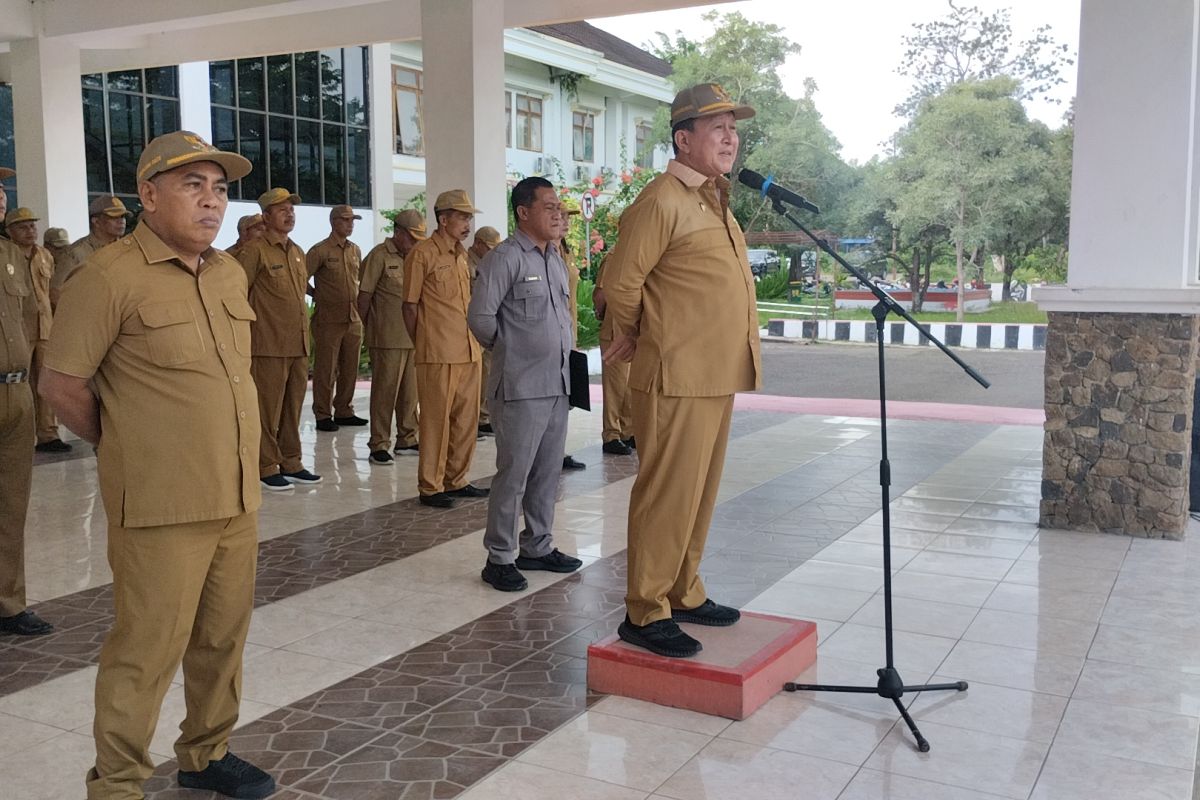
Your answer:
[599,336,632,443]
[251,356,307,478]
[87,512,257,800]
[30,342,60,444]
[0,382,33,617]
[625,387,734,626]
[368,347,418,452]
[478,350,492,426]
[312,321,363,421]
[415,361,480,495]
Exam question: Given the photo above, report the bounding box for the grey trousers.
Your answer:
[483,393,568,565]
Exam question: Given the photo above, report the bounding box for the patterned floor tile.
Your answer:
[477,651,589,703]
[289,667,464,730]
[396,687,584,757]
[379,634,536,686]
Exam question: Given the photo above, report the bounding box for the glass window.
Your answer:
[210,61,235,107]
[294,51,320,119]
[636,123,654,168]
[515,94,542,152]
[145,67,178,98]
[268,115,294,192]
[237,58,265,111]
[348,128,370,207]
[83,88,109,194]
[504,92,512,148]
[108,92,144,195]
[267,55,294,116]
[239,111,267,199]
[82,73,103,90]
[107,70,141,93]
[392,67,423,155]
[320,49,344,123]
[572,111,594,162]
[146,97,179,141]
[344,48,367,126]
[323,124,346,204]
[296,119,322,201]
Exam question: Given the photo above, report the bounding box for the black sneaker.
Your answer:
[315,418,339,432]
[562,456,587,471]
[260,474,293,492]
[0,609,53,636]
[34,439,72,453]
[394,443,419,456]
[419,492,455,508]
[481,561,528,592]
[602,439,632,456]
[617,617,702,658]
[177,751,276,799]
[515,548,583,573]
[624,437,636,450]
[447,483,489,498]
[282,469,322,484]
[369,450,394,465]
[478,422,494,435]
[671,599,741,627]
[334,415,368,426]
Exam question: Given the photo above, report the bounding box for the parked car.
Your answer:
[747,248,781,278]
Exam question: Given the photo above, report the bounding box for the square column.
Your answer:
[10,37,89,239]
[419,0,507,233]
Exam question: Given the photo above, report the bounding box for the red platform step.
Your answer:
[587,612,817,720]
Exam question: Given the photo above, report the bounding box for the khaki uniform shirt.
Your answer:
[0,242,32,373]
[360,237,413,349]
[307,235,362,325]
[236,231,310,357]
[53,232,110,290]
[467,248,484,289]
[44,223,262,528]
[596,256,615,342]
[603,159,762,397]
[21,245,54,343]
[403,229,481,365]
[225,241,245,260]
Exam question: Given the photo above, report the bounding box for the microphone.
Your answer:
[738,169,820,214]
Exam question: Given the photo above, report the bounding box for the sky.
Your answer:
[589,0,1080,164]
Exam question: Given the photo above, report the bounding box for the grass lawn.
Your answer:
[758,301,1047,327]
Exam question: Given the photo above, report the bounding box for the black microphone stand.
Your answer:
[767,198,989,752]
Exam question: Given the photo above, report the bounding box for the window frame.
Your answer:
[392,65,424,156]
[514,92,543,153]
[572,110,595,163]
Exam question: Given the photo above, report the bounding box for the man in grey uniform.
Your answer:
[467,177,583,592]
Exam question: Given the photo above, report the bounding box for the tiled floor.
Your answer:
[3,387,1199,799]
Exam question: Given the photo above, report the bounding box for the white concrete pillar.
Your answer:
[420,0,507,234]
[367,42,395,245]
[10,37,89,239]
[177,62,213,142]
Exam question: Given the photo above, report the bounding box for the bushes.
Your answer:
[754,269,790,301]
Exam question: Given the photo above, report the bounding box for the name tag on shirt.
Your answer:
[269,264,285,271]
[523,275,541,282]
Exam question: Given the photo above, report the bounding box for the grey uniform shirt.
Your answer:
[467,229,573,401]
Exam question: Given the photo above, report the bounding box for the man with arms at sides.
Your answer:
[603,83,762,658]
[307,205,367,432]
[40,131,274,799]
[236,187,322,492]
[7,207,69,452]
[402,190,488,508]
[52,195,127,292]
[224,213,264,260]
[358,209,424,465]
[467,225,501,436]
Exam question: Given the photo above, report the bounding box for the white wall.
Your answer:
[218,201,377,254]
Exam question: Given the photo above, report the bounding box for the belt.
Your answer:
[2,369,28,384]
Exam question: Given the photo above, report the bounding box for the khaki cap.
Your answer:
[474,226,502,248]
[560,197,582,216]
[258,187,301,210]
[0,167,14,180]
[44,227,70,248]
[433,189,480,215]
[137,130,252,183]
[89,195,128,218]
[670,82,756,126]
[330,204,362,221]
[236,213,264,234]
[4,207,38,226]
[393,209,427,240]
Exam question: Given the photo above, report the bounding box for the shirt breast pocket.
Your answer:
[512,280,549,321]
[2,273,29,298]
[222,295,257,356]
[137,301,205,367]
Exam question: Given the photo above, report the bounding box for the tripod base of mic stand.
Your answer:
[783,668,968,752]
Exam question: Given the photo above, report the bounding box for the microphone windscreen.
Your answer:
[738,169,765,191]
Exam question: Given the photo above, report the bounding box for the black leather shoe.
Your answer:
[481,561,528,592]
[34,439,72,453]
[562,455,587,471]
[671,599,741,627]
[602,439,632,456]
[447,483,489,498]
[0,610,53,636]
[368,450,393,465]
[178,752,276,799]
[334,415,368,426]
[617,617,701,658]
[624,437,636,450]
[315,418,339,432]
[419,492,455,508]
[478,423,494,435]
[515,548,583,573]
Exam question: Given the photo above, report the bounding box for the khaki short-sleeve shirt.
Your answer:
[44,222,262,528]
[360,237,413,349]
[402,229,481,365]
[21,245,53,343]
[0,241,31,373]
[307,235,362,325]
[52,233,108,291]
[603,159,762,397]
[236,232,310,357]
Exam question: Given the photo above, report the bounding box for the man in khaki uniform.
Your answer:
[7,208,69,452]
[52,195,127,292]
[308,205,366,431]
[0,168,54,638]
[467,225,501,434]
[359,209,424,465]
[236,188,322,491]
[402,190,487,508]
[40,130,275,798]
[224,213,264,260]
[593,255,634,457]
[43,227,71,265]
[604,83,762,658]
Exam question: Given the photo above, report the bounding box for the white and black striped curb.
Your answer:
[765,319,1047,350]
